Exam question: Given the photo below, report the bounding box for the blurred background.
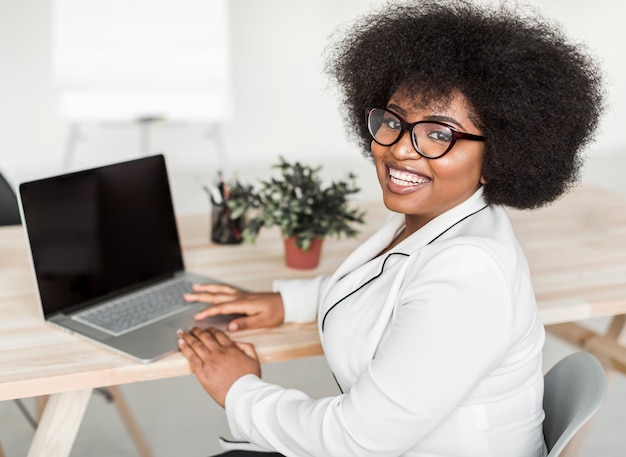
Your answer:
[0,0,625,216]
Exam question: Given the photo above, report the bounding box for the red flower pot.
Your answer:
[283,236,324,269]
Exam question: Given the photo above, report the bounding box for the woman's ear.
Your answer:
[480,176,487,185]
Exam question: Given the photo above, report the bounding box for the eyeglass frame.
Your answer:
[365,107,487,159]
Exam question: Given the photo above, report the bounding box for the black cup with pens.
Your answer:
[205,172,245,245]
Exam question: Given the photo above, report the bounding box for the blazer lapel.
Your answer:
[319,187,489,334]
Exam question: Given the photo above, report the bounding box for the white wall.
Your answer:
[0,0,624,189]
[526,0,625,154]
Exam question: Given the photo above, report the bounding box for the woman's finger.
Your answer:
[190,326,229,348]
[205,327,234,346]
[183,284,242,304]
[235,341,258,360]
[178,331,207,372]
[191,283,239,294]
[193,302,251,320]
[225,314,266,331]
[184,292,240,304]
[191,291,284,331]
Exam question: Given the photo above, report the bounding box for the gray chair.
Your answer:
[543,351,607,457]
[0,172,20,226]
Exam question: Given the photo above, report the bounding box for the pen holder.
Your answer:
[211,203,245,244]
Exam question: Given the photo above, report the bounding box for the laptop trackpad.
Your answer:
[160,305,240,332]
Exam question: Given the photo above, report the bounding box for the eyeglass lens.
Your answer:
[367,108,455,158]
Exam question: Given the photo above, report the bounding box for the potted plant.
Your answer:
[227,156,366,269]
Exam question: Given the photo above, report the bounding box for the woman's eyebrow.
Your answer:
[423,115,466,130]
[385,104,473,132]
[386,103,406,115]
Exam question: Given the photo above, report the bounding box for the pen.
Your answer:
[204,184,223,205]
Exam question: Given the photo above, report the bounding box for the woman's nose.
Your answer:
[390,130,421,159]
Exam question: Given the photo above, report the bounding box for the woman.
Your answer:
[178,1,604,456]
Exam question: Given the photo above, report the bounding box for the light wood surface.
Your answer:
[506,186,626,377]
[2,185,626,456]
[26,389,91,457]
[507,186,626,324]
[0,202,389,402]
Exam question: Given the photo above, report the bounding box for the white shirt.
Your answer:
[224,187,547,457]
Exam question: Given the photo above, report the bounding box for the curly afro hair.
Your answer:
[325,0,605,209]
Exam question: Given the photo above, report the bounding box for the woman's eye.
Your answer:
[426,128,453,143]
[383,119,402,130]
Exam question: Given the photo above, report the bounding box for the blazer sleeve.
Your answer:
[272,275,330,323]
[224,243,517,457]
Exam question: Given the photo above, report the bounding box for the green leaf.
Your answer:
[224,156,366,247]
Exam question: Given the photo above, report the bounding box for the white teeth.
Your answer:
[388,168,429,185]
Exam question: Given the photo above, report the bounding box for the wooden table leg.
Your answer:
[27,389,92,457]
[585,316,626,375]
[35,395,49,421]
[29,387,152,457]
[546,316,626,375]
[107,386,152,457]
[605,315,626,344]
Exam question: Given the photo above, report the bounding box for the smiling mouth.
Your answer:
[388,167,430,189]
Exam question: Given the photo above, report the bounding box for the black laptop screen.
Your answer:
[19,155,185,317]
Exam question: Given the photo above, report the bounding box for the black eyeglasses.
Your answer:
[366,108,486,159]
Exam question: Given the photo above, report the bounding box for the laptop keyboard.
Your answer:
[73,278,194,336]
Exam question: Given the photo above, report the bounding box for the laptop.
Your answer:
[19,154,238,363]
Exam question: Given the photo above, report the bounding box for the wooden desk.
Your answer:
[507,186,626,373]
[0,199,385,457]
[2,185,626,456]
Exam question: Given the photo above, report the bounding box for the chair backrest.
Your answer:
[543,351,607,457]
[0,171,21,226]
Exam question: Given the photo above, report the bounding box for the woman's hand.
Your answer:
[184,284,285,331]
[178,327,260,408]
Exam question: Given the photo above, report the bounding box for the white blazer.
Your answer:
[224,187,547,457]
